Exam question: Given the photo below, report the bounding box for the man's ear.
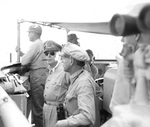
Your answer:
[70,57,75,66]
[135,34,140,42]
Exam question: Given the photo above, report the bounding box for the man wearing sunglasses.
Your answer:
[43,40,70,127]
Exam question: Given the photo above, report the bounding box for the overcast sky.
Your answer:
[0,0,149,67]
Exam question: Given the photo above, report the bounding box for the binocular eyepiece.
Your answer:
[110,4,150,36]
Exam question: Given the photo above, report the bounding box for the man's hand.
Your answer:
[55,120,68,127]
[15,46,20,52]
[15,46,24,57]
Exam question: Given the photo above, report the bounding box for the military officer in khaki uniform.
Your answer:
[43,40,70,127]
[55,43,96,127]
[21,25,48,127]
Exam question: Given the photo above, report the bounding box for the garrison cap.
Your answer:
[28,25,42,34]
[60,43,90,62]
[43,40,62,53]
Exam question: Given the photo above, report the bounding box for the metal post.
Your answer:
[10,53,12,63]
[66,29,69,43]
[17,20,21,63]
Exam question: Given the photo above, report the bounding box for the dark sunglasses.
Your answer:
[44,52,55,56]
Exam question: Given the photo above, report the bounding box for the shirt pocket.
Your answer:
[51,82,62,97]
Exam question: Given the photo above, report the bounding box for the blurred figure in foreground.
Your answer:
[104,30,150,127]
[0,86,31,127]
[109,34,140,111]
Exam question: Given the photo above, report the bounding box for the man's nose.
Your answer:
[47,53,52,57]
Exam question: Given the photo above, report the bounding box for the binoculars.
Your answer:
[110,4,150,36]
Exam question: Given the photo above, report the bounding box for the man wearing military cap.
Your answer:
[28,25,42,34]
[43,40,70,127]
[21,24,48,127]
[55,43,96,127]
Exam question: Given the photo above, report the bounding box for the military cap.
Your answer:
[28,25,42,34]
[60,43,90,62]
[43,40,62,53]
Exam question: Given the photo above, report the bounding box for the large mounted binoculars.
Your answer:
[110,4,150,36]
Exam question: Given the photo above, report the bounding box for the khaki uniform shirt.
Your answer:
[43,62,70,127]
[21,39,47,70]
[56,69,96,127]
[44,62,70,102]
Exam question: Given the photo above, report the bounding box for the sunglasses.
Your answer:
[44,51,55,56]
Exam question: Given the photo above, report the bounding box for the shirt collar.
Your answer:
[47,61,60,73]
[70,68,83,84]
[52,61,60,72]
[34,38,41,43]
